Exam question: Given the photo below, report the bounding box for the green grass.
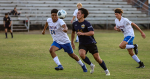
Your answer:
[0,30,150,79]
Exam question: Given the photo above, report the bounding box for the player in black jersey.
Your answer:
[3,13,13,38]
[71,8,110,75]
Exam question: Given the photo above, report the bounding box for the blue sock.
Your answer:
[5,33,7,38]
[83,56,91,65]
[99,61,107,70]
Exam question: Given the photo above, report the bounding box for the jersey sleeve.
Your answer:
[87,22,94,31]
[9,17,11,21]
[59,19,66,26]
[72,23,76,31]
[124,18,132,26]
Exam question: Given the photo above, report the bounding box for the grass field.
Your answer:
[0,30,150,79]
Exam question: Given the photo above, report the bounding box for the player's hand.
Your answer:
[63,29,67,33]
[114,27,121,32]
[77,32,84,36]
[71,20,73,23]
[71,42,75,49]
[141,32,146,39]
[42,30,45,35]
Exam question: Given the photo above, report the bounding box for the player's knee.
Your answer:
[80,54,85,59]
[49,48,54,53]
[119,45,125,49]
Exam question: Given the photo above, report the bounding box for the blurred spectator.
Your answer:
[9,7,21,15]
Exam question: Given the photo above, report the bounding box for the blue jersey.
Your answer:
[72,20,96,45]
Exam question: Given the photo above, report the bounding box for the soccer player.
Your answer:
[3,13,13,38]
[71,8,110,75]
[114,8,146,68]
[42,9,87,72]
[71,3,82,43]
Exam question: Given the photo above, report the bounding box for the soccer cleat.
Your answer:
[90,64,95,74]
[136,62,145,68]
[105,70,110,76]
[55,65,64,70]
[82,64,87,72]
[134,44,138,55]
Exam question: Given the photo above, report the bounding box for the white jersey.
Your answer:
[47,18,70,44]
[73,9,78,21]
[115,17,135,37]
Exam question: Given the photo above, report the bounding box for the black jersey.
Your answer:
[72,20,96,45]
[3,16,11,25]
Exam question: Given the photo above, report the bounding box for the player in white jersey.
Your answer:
[42,9,87,72]
[71,3,82,43]
[114,8,146,68]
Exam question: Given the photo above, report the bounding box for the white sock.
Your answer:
[125,45,135,49]
[76,36,78,41]
[105,69,108,72]
[77,60,84,66]
[132,55,140,63]
[53,56,61,66]
[90,63,94,67]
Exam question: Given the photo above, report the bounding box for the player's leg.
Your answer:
[5,28,7,38]
[127,48,144,68]
[62,43,87,72]
[121,36,138,55]
[89,43,110,75]
[9,27,13,38]
[49,41,63,70]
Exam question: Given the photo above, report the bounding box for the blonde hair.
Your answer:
[114,8,124,14]
[76,3,82,7]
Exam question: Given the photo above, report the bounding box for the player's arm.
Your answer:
[71,16,75,23]
[9,21,12,27]
[131,23,146,39]
[77,31,94,36]
[114,26,121,32]
[42,22,48,35]
[3,21,5,27]
[62,24,68,33]
[71,31,76,49]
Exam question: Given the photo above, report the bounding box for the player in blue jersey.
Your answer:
[71,8,110,75]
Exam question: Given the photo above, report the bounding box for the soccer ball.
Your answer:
[57,9,67,19]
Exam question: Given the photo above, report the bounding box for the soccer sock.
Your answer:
[5,33,7,38]
[76,36,78,41]
[11,33,13,38]
[53,56,61,66]
[83,56,92,65]
[99,61,107,70]
[132,55,140,63]
[125,45,135,49]
[77,60,84,66]
[90,63,94,67]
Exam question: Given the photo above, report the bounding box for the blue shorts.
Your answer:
[51,41,73,54]
[123,36,134,45]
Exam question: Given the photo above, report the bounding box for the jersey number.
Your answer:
[50,30,55,34]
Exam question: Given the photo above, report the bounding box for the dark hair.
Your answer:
[114,8,123,14]
[51,9,58,14]
[5,13,8,15]
[78,8,89,18]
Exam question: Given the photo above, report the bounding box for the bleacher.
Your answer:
[0,0,150,31]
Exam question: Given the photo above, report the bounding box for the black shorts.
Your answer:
[5,25,11,30]
[79,43,98,55]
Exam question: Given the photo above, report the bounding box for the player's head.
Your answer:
[77,3,82,9]
[114,8,123,19]
[51,9,58,22]
[5,13,8,17]
[77,8,89,20]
